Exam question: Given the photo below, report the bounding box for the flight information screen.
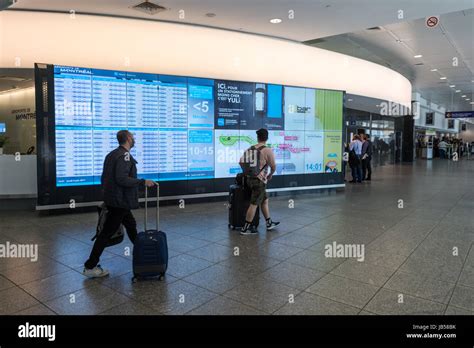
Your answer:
[53,65,343,187]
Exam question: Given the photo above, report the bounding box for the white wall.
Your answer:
[460,123,474,142]
[0,11,412,107]
[0,87,36,154]
[0,155,37,196]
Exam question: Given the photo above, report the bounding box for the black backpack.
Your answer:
[91,203,125,247]
[241,145,266,177]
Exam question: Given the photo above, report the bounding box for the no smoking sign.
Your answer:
[426,16,439,28]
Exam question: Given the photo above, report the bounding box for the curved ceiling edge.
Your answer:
[0,11,412,107]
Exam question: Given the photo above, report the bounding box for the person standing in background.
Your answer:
[362,134,373,181]
[438,138,448,159]
[349,134,363,183]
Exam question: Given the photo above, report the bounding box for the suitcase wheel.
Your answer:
[132,276,138,283]
[158,273,164,281]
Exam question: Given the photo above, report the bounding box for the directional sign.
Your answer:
[445,111,474,119]
[426,16,439,28]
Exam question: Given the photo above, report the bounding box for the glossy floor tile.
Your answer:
[0,160,473,315]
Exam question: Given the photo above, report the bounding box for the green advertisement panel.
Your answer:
[315,90,344,172]
[323,131,343,173]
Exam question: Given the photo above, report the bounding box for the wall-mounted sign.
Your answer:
[425,112,434,125]
[461,123,467,131]
[445,111,474,119]
[11,108,36,121]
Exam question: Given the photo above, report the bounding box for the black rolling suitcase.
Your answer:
[228,183,259,230]
[132,184,168,283]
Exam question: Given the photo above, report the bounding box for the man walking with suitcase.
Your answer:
[239,128,280,235]
[83,130,156,278]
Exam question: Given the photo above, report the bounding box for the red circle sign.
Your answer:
[426,16,439,28]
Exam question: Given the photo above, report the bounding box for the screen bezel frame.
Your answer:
[35,63,346,209]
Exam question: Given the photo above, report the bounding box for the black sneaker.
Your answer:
[240,225,258,235]
[266,220,280,231]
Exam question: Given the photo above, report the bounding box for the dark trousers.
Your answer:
[85,207,137,269]
[362,157,372,180]
[351,156,363,182]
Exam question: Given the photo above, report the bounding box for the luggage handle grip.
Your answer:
[144,184,159,232]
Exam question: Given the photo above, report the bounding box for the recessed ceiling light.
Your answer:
[466,98,470,101]
[440,77,447,80]
[348,99,353,102]
[205,13,216,17]
[455,90,461,93]
[449,85,455,88]
[470,102,474,104]
[414,55,423,58]
[270,18,282,24]
[462,95,466,97]
[430,69,438,72]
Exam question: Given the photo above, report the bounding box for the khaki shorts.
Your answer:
[247,176,267,206]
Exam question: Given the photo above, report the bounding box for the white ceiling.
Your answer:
[307,8,474,112]
[7,0,474,41]
[3,0,474,112]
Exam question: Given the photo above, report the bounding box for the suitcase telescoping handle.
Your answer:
[144,184,159,232]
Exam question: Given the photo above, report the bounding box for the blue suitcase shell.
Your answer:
[132,185,168,282]
[132,230,168,281]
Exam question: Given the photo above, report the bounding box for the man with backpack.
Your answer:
[239,128,279,235]
[83,130,156,278]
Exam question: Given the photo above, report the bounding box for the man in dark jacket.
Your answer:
[83,130,155,278]
[361,134,373,181]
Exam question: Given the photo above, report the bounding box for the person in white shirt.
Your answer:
[439,139,448,159]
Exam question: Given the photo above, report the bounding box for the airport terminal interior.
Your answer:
[0,0,473,317]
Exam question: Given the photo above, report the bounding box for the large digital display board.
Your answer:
[35,64,344,208]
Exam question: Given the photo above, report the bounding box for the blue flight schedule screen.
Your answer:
[53,65,217,187]
[188,78,214,128]
[188,129,214,179]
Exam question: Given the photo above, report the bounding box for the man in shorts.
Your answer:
[239,128,280,235]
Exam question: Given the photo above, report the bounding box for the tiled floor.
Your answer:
[0,159,473,315]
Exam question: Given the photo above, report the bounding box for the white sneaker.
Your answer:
[82,265,109,278]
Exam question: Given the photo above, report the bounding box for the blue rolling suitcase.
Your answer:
[132,184,168,283]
